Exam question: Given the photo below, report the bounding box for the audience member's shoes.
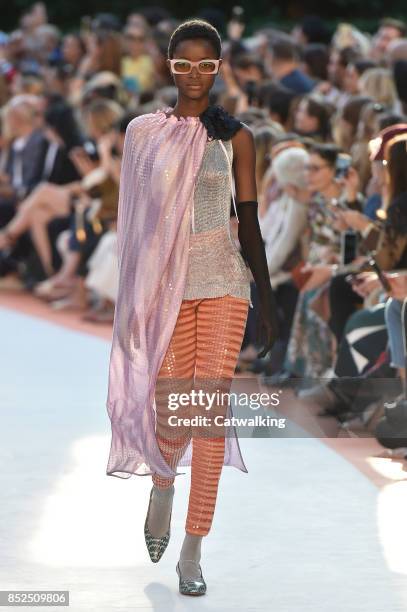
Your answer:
[144,487,172,563]
[49,279,88,311]
[0,250,19,276]
[34,278,76,300]
[0,273,25,291]
[33,278,54,297]
[340,400,385,432]
[318,404,350,419]
[261,369,299,388]
[297,383,338,408]
[0,228,18,251]
[81,306,115,323]
[176,561,207,596]
[44,287,76,302]
[50,296,87,311]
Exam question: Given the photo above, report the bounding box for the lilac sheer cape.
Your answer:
[106,107,248,479]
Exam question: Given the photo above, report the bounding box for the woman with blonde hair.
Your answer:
[70,30,122,101]
[253,123,284,187]
[252,123,285,217]
[359,67,398,109]
[353,103,405,191]
[0,99,123,299]
[80,98,124,136]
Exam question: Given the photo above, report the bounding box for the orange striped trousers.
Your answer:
[153,294,249,536]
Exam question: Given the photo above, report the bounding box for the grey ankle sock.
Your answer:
[179,533,203,580]
[147,484,174,538]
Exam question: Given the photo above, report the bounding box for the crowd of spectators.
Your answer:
[1,3,407,445]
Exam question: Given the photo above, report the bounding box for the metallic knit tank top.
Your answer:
[183,137,253,307]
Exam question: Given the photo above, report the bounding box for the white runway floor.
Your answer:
[2,306,407,611]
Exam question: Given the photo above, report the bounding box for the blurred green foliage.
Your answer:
[4,0,407,35]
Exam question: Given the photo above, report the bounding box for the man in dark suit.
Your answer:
[0,94,75,220]
[0,94,79,280]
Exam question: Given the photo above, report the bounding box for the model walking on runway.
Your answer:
[106,18,278,596]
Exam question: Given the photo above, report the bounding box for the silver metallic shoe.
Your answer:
[144,487,172,563]
[176,561,207,596]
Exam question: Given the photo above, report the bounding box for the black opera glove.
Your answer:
[236,200,280,358]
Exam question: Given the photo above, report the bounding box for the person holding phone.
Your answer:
[299,127,407,406]
[336,125,407,279]
[272,143,361,383]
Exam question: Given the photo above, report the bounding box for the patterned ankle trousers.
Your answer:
[153,294,249,536]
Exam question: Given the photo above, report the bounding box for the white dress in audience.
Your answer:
[259,147,310,288]
[85,231,118,303]
[261,193,308,284]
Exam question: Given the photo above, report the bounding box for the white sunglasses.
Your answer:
[168,58,221,75]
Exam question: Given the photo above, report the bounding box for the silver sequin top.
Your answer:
[183,138,252,306]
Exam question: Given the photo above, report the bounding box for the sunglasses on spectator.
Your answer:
[168,59,221,74]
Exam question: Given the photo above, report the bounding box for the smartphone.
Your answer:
[368,257,392,292]
[82,140,100,162]
[341,230,358,265]
[335,153,352,179]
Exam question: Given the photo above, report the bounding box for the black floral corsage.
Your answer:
[199,104,243,141]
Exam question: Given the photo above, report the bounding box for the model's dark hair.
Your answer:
[167,19,222,59]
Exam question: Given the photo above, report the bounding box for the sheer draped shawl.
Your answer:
[105,107,248,478]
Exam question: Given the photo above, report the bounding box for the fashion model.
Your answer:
[105,18,279,597]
